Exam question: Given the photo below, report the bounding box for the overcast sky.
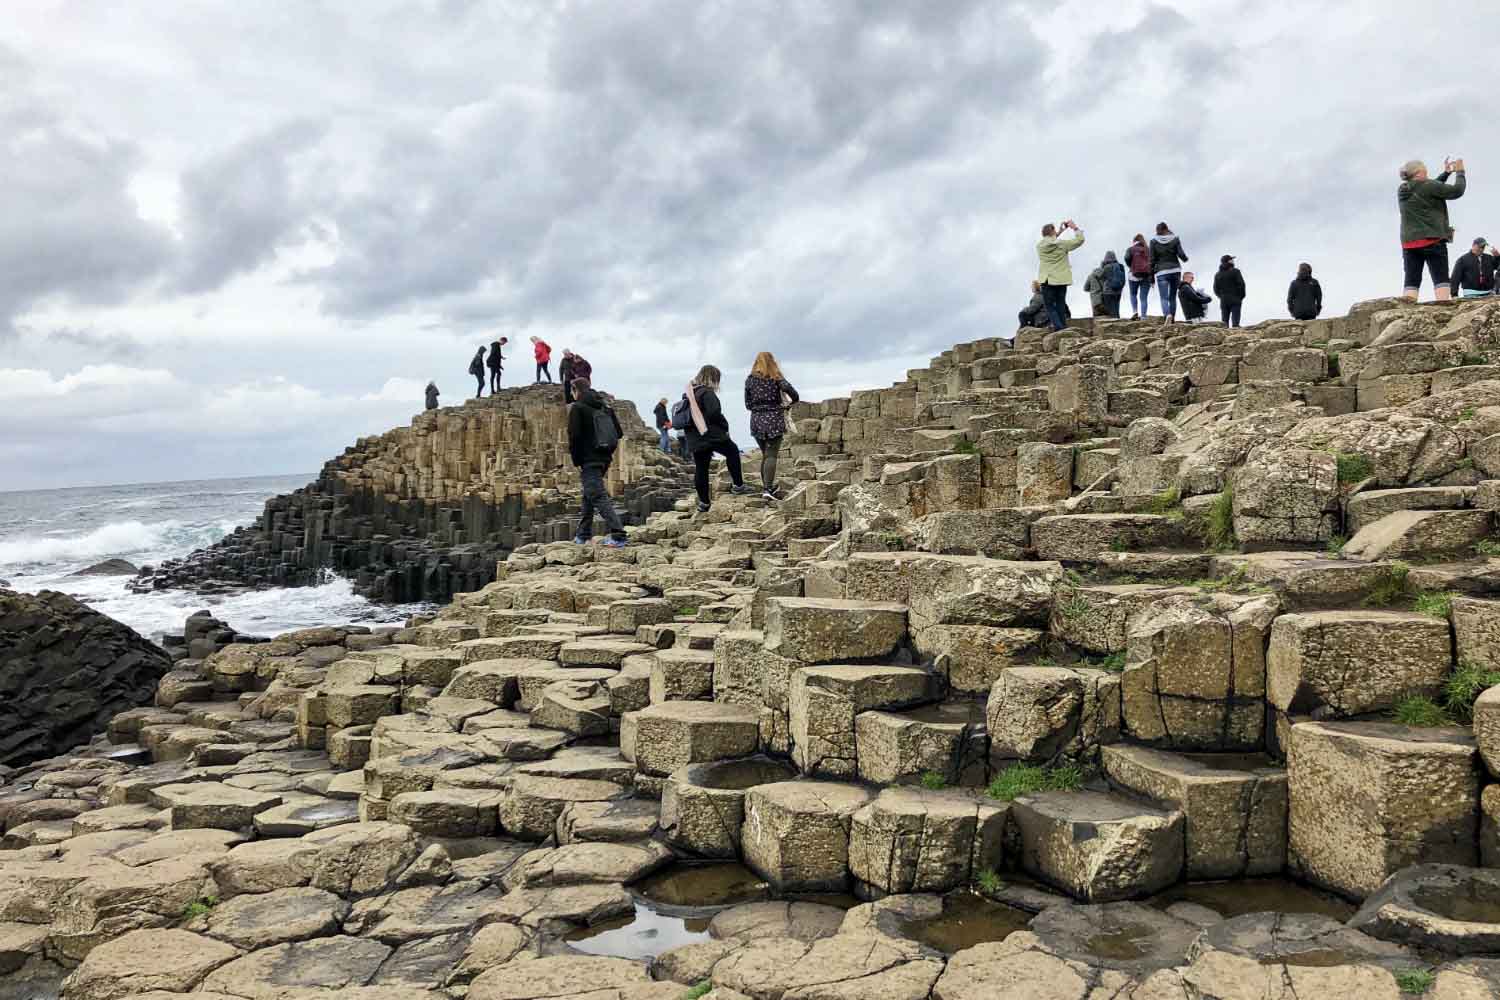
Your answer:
[2,0,1496,491]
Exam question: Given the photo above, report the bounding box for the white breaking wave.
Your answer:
[0,518,234,568]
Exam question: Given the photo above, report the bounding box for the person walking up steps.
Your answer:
[653,398,672,453]
[468,346,486,398]
[1036,220,1085,331]
[486,338,506,394]
[1398,156,1466,301]
[531,336,552,382]
[1287,262,1323,320]
[566,376,627,548]
[680,364,749,513]
[1125,234,1153,319]
[1150,222,1189,323]
[1213,255,1246,328]
[744,352,800,500]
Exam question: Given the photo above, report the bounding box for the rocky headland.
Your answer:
[7,297,1500,997]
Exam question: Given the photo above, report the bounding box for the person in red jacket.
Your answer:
[531,336,552,383]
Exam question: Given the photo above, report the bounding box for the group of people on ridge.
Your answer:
[1022,221,1323,331]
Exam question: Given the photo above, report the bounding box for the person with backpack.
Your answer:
[531,336,553,383]
[1451,237,1496,297]
[1398,157,1465,301]
[744,352,800,500]
[468,346,486,398]
[1036,220,1085,331]
[1287,262,1323,320]
[1150,222,1189,323]
[1212,255,1247,328]
[425,382,440,410]
[566,376,627,548]
[653,398,672,453]
[486,338,507,394]
[1098,251,1126,318]
[1124,234,1153,319]
[677,364,749,513]
[1178,272,1212,324]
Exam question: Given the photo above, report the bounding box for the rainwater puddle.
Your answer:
[897,892,1031,953]
[633,862,771,910]
[1149,878,1353,921]
[1085,922,1158,961]
[565,901,713,960]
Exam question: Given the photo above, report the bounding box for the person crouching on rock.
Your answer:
[469,346,486,398]
[567,377,628,548]
[684,364,750,513]
[425,382,440,410]
[487,337,507,394]
[744,351,799,501]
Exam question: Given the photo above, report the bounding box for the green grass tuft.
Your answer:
[1206,487,1236,551]
[1096,650,1126,672]
[1334,451,1374,484]
[1412,590,1454,619]
[1147,485,1181,516]
[1108,537,1128,553]
[985,763,1084,802]
[1057,592,1091,620]
[181,896,218,920]
[976,868,1004,894]
[1476,538,1500,557]
[953,438,979,456]
[1461,352,1490,366]
[1325,534,1347,557]
[1363,561,1411,607]
[681,981,713,1000]
[1444,660,1500,722]
[919,771,948,791]
[1326,353,1341,377]
[1393,696,1450,728]
[1394,968,1436,994]
[877,532,906,551]
[1459,407,1478,422]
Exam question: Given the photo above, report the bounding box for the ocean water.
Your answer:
[0,474,430,641]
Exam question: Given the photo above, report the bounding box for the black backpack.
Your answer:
[592,405,620,451]
[670,393,694,431]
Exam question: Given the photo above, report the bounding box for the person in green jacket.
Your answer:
[1398,157,1466,301]
[1036,220,1085,331]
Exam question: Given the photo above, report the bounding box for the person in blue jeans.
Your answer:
[567,378,628,548]
[652,398,672,452]
[1123,234,1153,319]
[1149,222,1189,323]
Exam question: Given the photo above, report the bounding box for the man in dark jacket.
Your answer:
[1178,272,1212,323]
[1098,251,1126,318]
[566,378,627,548]
[425,382,440,410]
[1287,263,1323,320]
[1212,255,1247,328]
[559,351,576,404]
[1398,157,1465,300]
[1452,237,1497,297]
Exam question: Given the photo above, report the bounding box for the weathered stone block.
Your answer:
[741,781,874,891]
[789,666,937,777]
[987,667,1120,762]
[1267,611,1451,718]
[763,598,907,664]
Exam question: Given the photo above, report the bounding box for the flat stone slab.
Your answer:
[147,782,283,830]
[500,775,629,841]
[1350,863,1500,954]
[200,934,393,996]
[621,701,761,777]
[59,927,239,999]
[661,756,797,858]
[199,886,348,950]
[764,597,908,663]
[849,786,1006,896]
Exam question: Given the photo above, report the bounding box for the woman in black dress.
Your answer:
[743,352,799,500]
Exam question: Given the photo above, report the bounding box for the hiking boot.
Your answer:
[762,490,779,501]
[602,537,627,549]
[696,501,711,513]
[729,484,751,495]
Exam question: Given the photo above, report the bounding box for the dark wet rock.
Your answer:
[1350,863,1500,954]
[1027,900,1200,973]
[70,559,139,577]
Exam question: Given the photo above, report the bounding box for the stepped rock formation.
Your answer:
[132,383,689,603]
[11,297,1500,996]
[0,589,173,767]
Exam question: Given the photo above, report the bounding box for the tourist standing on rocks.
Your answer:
[468,346,486,398]
[1098,251,1125,318]
[1287,262,1323,319]
[1213,255,1246,328]
[1036,220,1085,331]
[1018,280,1046,330]
[425,382,440,410]
[1124,234,1153,319]
[1398,156,1465,301]
[653,398,672,452]
[744,351,800,501]
[531,336,553,383]
[683,364,749,513]
[1150,222,1189,323]
[559,351,575,403]
[486,338,507,394]
[566,376,628,548]
[1452,237,1496,297]
[1178,272,1212,323]
[1083,265,1104,316]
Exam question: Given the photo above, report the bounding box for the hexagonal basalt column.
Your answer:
[741,781,875,892]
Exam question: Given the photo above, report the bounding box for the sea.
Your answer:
[0,473,431,642]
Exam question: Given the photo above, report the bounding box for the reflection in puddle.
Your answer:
[633,862,771,911]
[898,893,1031,953]
[1149,878,1354,922]
[565,901,712,960]
[1085,923,1156,961]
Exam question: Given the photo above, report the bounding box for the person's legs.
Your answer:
[1041,284,1067,331]
[759,436,782,494]
[1231,302,1242,327]
[490,371,500,393]
[1128,279,1146,318]
[718,441,745,488]
[659,427,671,452]
[575,466,598,541]
[693,449,712,508]
[1157,273,1180,319]
[1429,244,1452,301]
[475,373,483,398]
[581,463,625,541]
[1104,293,1121,319]
[1402,246,1425,300]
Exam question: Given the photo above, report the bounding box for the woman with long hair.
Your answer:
[744,352,799,500]
[683,364,749,512]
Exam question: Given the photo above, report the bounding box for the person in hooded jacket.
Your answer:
[1287,263,1323,320]
[1451,237,1497,297]
[531,336,553,383]
[683,364,750,512]
[468,346,486,398]
[1212,255,1247,328]
[653,398,672,453]
[1036,220,1085,331]
[1083,266,1105,316]
[1150,222,1189,323]
[1398,157,1466,300]
[486,338,506,394]
[566,377,627,548]
[425,382,440,410]
[1124,234,1153,319]
[1018,281,1046,330]
[1098,251,1126,318]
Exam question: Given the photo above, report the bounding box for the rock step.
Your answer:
[620,701,762,780]
[1031,513,1196,560]
[1011,788,1185,902]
